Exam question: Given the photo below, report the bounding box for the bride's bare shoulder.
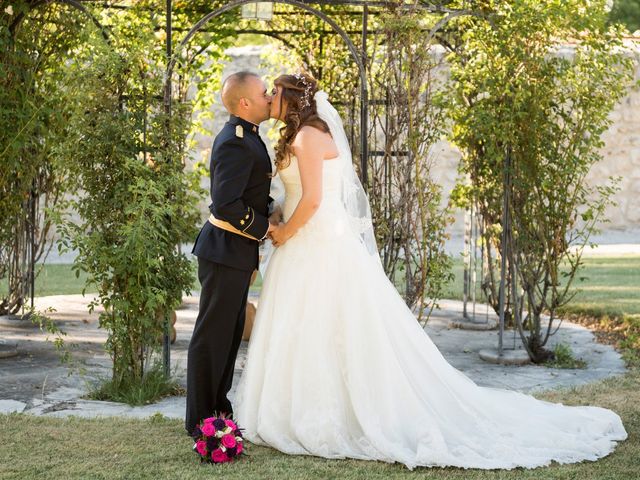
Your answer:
[293,124,331,143]
[292,125,333,155]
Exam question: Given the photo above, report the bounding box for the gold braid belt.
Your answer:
[208,214,258,241]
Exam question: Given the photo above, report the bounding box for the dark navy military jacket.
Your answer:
[192,115,272,272]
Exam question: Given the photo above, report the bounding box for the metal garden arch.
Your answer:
[159,0,374,373]
[163,0,370,186]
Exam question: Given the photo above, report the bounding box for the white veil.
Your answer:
[259,90,379,278]
[313,90,379,259]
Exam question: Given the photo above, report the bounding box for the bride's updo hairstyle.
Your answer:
[273,71,331,171]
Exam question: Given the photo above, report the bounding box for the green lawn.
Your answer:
[441,255,640,318]
[1,371,638,480]
[6,261,262,297]
[558,255,640,318]
[0,264,95,298]
[18,255,639,310]
[442,254,640,366]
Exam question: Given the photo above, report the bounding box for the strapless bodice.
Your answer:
[278,155,344,224]
[278,155,343,197]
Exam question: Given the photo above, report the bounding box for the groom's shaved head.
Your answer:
[221,71,260,114]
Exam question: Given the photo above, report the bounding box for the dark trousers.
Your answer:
[185,257,252,435]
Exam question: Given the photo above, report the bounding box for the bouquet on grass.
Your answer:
[192,413,245,464]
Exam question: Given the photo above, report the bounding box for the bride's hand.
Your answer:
[270,223,292,247]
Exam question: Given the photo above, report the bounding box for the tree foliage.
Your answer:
[368,7,453,322]
[609,0,640,33]
[0,1,88,314]
[4,0,635,382]
[1,0,236,395]
[448,0,635,362]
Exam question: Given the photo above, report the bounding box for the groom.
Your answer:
[186,71,275,436]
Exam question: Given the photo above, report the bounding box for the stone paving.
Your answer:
[0,293,627,420]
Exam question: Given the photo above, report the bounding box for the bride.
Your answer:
[233,71,627,470]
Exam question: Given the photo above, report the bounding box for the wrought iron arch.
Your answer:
[9,0,111,42]
[163,0,369,183]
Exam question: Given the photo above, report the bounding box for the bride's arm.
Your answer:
[270,126,325,246]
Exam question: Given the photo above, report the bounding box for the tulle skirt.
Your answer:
[234,198,627,470]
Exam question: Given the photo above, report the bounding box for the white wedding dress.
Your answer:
[234,153,627,470]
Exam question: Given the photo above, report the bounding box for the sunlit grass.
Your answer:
[1,371,637,480]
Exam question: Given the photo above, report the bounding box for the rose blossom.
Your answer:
[221,434,236,448]
[201,422,215,436]
[211,448,228,463]
[195,440,207,456]
[224,419,238,430]
[236,440,243,454]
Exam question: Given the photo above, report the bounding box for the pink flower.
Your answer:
[221,434,236,449]
[236,440,243,454]
[201,422,215,436]
[211,448,228,463]
[224,419,237,430]
[195,440,207,456]
[203,417,215,424]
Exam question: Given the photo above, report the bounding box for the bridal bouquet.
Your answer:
[192,414,245,464]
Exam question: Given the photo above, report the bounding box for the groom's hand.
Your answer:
[270,223,291,247]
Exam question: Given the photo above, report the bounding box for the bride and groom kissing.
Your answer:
[184,70,626,470]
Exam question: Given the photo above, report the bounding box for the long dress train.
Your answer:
[234,155,627,470]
